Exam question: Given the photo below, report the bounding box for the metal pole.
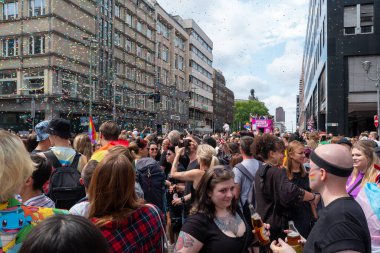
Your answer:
[89,44,93,118]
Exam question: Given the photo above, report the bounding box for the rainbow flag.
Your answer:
[88,116,98,143]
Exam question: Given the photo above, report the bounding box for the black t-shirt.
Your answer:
[167,163,186,217]
[181,212,253,253]
[160,150,172,177]
[160,151,190,177]
[184,160,200,215]
[304,197,371,253]
[289,173,314,238]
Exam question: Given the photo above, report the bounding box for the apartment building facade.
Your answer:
[113,0,157,130]
[0,0,101,131]
[181,18,214,132]
[0,0,219,133]
[213,69,233,132]
[154,3,189,133]
[0,0,158,131]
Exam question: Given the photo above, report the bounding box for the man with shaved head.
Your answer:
[271,144,371,253]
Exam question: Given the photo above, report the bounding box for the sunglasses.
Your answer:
[150,148,158,151]
[166,152,173,156]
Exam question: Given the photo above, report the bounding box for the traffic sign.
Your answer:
[375,115,379,128]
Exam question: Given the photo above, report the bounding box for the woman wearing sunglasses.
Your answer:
[148,141,161,161]
[174,165,254,253]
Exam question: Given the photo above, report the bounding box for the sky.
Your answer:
[158,0,310,131]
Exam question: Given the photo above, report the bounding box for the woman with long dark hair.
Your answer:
[88,153,164,253]
[174,165,254,253]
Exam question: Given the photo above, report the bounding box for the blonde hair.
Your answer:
[351,141,380,187]
[73,134,93,160]
[0,130,35,202]
[196,144,219,169]
[286,141,307,180]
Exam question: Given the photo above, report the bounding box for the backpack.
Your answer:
[44,151,86,210]
[136,158,166,211]
[235,161,262,229]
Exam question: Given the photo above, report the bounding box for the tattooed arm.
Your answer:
[173,231,203,253]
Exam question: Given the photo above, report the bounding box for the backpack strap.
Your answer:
[44,150,62,169]
[235,162,257,207]
[70,153,81,170]
[235,163,254,182]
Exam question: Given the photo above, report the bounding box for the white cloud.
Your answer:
[228,74,268,99]
[266,40,304,85]
[157,0,309,125]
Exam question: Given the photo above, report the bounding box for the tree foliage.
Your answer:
[234,100,269,124]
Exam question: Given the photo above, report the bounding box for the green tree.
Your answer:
[233,100,269,130]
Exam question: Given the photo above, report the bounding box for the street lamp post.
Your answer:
[362,61,380,136]
[82,37,98,118]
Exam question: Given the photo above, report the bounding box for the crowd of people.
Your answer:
[1,119,379,253]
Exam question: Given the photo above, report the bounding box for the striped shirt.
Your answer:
[23,194,55,208]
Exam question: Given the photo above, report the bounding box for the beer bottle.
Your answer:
[287,221,302,253]
[249,204,270,245]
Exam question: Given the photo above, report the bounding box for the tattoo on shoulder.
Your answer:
[173,231,194,253]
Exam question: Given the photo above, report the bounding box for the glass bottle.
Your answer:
[287,221,302,253]
[249,204,270,245]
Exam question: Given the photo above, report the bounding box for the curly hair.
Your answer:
[252,134,285,162]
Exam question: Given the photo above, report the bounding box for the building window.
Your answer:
[126,93,135,108]
[175,35,185,50]
[360,4,374,33]
[126,13,132,27]
[344,4,374,35]
[137,21,143,33]
[29,0,46,17]
[115,87,123,105]
[157,42,161,59]
[136,45,142,57]
[176,55,184,70]
[157,21,169,39]
[62,72,78,98]
[116,62,122,75]
[0,70,17,95]
[125,39,132,52]
[29,35,45,55]
[136,71,142,83]
[162,45,169,62]
[115,5,120,18]
[147,51,152,63]
[147,28,152,40]
[2,38,19,57]
[23,70,44,94]
[114,32,121,46]
[162,69,169,85]
[191,30,212,53]
[3,1,18,20]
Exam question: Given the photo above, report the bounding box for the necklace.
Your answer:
[214,213,242,237]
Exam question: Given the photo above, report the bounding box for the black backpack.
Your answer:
[44,151,86,210]
[235,162,262,229]
[136,158,166,211]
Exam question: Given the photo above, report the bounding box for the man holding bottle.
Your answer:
[271,144,371,253]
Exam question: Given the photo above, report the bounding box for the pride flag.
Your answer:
[88,116,98,143]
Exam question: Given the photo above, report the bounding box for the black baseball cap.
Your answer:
[336,137,352,147]
[47,118,71,139]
